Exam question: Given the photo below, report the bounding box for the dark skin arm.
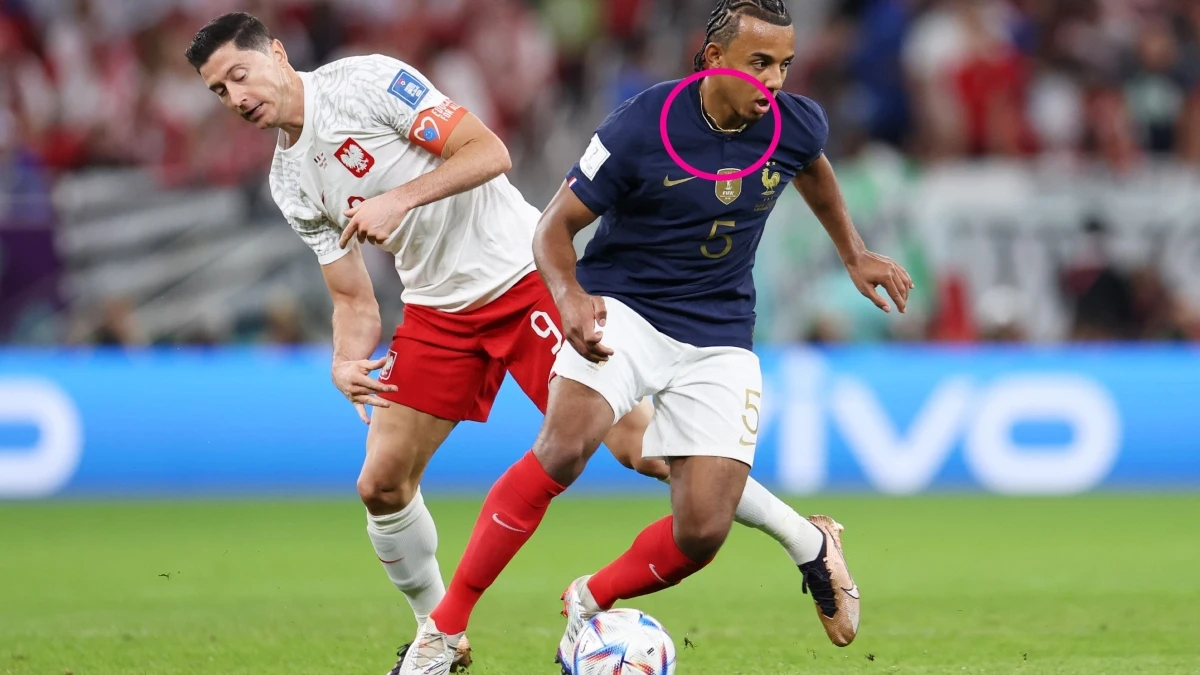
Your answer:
[793,155,913,312]
[533,182,614,363]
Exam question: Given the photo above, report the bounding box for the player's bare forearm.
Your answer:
[391,114,511,211]
[320,248,395,417]
[341,115,512,249]
[533,182,598,304]
[792,155,866,266]
[322,248,382,364]
[794,155,914,312]
[534,220,582,304]
[535,182,612,362]
[331,300,381,363]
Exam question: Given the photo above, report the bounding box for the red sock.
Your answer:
[430,451,566,634]
[587,516,711,610]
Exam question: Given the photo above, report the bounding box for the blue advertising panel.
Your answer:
[0,346,1196,498]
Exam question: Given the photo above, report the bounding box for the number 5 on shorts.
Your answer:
[740,388,761,446]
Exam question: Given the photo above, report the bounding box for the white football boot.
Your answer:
[396,618,467,675]
[555,575,599,674]
[388,632,471,675]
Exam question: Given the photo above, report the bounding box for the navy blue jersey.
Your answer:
[567,78,829,350]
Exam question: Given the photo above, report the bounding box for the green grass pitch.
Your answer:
[2,495,1197,674]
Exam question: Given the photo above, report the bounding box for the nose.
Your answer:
[763,65,784,94]
[226,84,249,111]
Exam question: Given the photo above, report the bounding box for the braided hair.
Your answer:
[692,0,792,72]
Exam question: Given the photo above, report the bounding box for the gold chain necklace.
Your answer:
[699,87,746,134]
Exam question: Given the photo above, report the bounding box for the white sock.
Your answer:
[366,489,445,626]
[733,477,824,565]
[578,577,602,615]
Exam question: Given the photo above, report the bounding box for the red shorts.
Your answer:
[378,272,562,422]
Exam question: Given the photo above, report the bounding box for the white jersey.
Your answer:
[269,55,539,312]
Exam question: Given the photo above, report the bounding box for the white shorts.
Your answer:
[551,297,762,466]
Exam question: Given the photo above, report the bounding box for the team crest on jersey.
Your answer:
[335,138,374,178]
[761,164,781,196]
[715,168,742,205]
[380,350,397,380]
[388,69,428,108]
[756,162,782,212]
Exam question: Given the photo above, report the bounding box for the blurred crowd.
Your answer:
[5,0,1200,177]
[2,0,1199,345]
[807,0,1200,165]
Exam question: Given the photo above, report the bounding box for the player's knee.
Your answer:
[632,455,669,481]
[605,431,635,470]
[673,514,734,561]
[531,434,592,485]
[605,401,652,469]
[610,446,636,470]
[357,474,419,514]
[604,423,668,480]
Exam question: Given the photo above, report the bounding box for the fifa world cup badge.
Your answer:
[715,168,742,205]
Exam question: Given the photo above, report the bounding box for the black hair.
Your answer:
[185,12,274,70]
[692,0,793,72]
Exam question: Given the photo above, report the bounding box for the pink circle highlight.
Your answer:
[659,68,783,183]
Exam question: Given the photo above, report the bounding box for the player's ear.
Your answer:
[272,39,288,67]
[702,42,724,70]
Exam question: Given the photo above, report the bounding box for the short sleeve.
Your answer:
[269,158,353,266]
[288,214,353,266]
[565,98,644,216]
[350,56,471,157]
[349,56,447,137]
[804,101,830,168]
[781,94,830,170]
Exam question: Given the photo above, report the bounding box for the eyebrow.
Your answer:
[749,51,795,62]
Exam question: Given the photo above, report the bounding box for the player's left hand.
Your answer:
[845,250,914,314]
[332,356,398,424]
[339,193,411,249]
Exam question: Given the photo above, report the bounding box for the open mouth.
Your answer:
[753,98,771,115]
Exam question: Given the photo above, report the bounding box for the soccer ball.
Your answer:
[572,607,676,675]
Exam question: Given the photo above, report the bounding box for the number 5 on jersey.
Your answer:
[702,220,736,259]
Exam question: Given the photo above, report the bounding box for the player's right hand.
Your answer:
[560,290,614,363]
[332,357,398,424]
